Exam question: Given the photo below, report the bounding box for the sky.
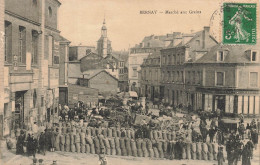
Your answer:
[58,0,226,51]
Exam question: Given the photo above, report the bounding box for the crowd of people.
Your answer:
[8,100,260,165]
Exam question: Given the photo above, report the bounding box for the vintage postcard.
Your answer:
[0,0,259,165]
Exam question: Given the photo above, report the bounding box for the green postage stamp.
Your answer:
[223,3,257,44]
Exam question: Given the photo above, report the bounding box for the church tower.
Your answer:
[97,19,112,58]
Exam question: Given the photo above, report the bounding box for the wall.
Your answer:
[45,0,60,30]
[89,71,118,94]
[5,0,40,24]
[68,84,98,108]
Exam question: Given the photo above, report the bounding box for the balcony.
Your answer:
[9,67,33,92]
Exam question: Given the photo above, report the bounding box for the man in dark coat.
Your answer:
[38,132,47,155]
[242,144,251,165]
[217,146,225,165]
[251,128,258,149]
[16,131,25,155]
[31,134,38,158]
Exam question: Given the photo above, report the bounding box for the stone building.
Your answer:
[140,52,162,101]
[128,33,180,93]
[2,0,68,136]
[78,69,119,96]
[193,43,260,116]
[160,27,218,109]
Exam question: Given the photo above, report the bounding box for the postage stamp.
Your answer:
[223,3,257,44]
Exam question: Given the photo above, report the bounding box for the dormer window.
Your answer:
[251,51,257,62]
[217,51,224,61]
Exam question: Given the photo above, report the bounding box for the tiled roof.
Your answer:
[195,42,260,64]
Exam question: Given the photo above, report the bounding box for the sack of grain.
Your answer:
[162,141,168,153]
[149,131,154,140]
[91,127,96,137]
[212,143,218,160]
[162,131,167,141]
[153,130,158,140]
[125,138,132,156]
[81,144,85,153]
[157,131,162,140]
[86,127,91,136]
[72,127,77,134]
[116,129,121,138]
[114,137,121,156]
[186,142,191,160]
[85,144,90,154]
[130,129,135,139]
[126,129,131,138]
[130,139,137,157]
[80,132,86,145]
[191,143,197,160]
[202,143,208,160]
[60,134,65,152]
[102,128,108,138]
[93,137,100,154]
[86,135,93,145]
[109,138,115,149]
[97,127,102,135]
[103,138,110,155]
[55,134,60,151]
[107,128,112,138]
[65,134,70,152]
[157,140,164,158]
[153,147,159,158]
[207,142,213,160]
[141,140,149,157]
[71,144,76,152]
[120,138,127,156]
[196,142,202,160]
[169,142,175,160]
[136,139,143,157]
[112,128,117,137]
[81,127,86,134]
[90,143,95,154]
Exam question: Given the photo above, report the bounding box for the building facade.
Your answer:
[3,0,66,136]
[160,27,218,110]
[128,33,180,92]
[193,43,260,116]
[140,52,161,101]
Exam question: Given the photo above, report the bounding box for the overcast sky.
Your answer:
[57,0,229,51]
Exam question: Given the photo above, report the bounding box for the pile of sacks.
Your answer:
[52,125,219,160]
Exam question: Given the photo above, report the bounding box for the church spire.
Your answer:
[101,17,107,37]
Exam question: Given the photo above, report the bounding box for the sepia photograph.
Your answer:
[0,0,259,165]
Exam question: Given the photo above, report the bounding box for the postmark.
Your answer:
[223,3,257,44]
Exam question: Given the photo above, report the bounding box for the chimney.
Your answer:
[203,26,210,49]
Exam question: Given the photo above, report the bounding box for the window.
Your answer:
[197,71,201,84]
[5,21,12,63]
[250,72,258,87]
[174,55,177,65]
[31,30,38,64]
[181,71,184,83]
[177,71,180,82]
[19,26,26,64]
[187,71,191,83]
[133,68,137,77]
[168,55,170,65]
[251,51,257,61]
[216,72,224,86]
[172,71,175,82]
[217,51,224,61]
[193,71,196,84]
[167,71,170,81]
[149,71,152,80]
[33,0,37,6]
[48,7,52,17]
[196,40,200,47]
[172,54,175,64]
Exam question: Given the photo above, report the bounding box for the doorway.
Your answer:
[15,91,26,128]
